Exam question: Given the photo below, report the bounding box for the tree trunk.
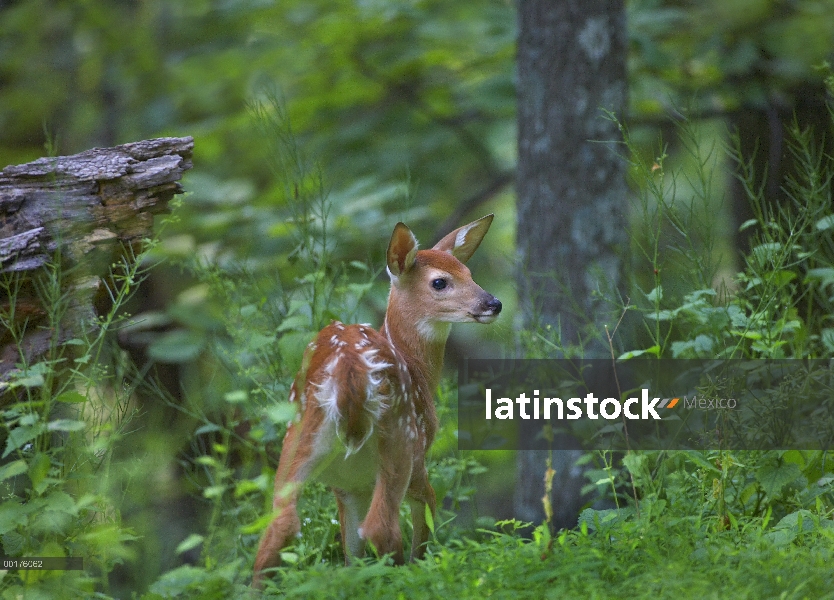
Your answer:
[0,136,193,381]
[515,0,628,529]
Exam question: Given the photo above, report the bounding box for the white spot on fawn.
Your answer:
[314,355,343,422]
[314,375,340,423]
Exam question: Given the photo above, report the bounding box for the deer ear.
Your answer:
[432,214,493,264]
[387,222,419,277]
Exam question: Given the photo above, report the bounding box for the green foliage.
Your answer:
[629,0,834,115]
[614,110,834,360]
[0,248,150,595]
[128,111,834,598]
[506,104,834,600]
[131,512,834,599]
[561,108,834,557]
[2,1,834,597]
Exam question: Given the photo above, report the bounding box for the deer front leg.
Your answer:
[407,465,436,561]
[334,489,372,563]
[358,436,413,564]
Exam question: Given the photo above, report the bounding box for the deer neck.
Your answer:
[380,293,450,395]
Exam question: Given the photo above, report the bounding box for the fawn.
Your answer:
[252,214,501,587]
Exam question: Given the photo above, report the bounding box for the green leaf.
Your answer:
[424,503,435,535]
[739,218,758,232]
[805,268,834,288]
[618,345,660,360]
[764,510,824,547]
[682,452,720,473]
[730,329,762,340]
[47,419,86,432]
[234,474,269,497]
[756,462,802,498]
[769,269,796,287]
[148,329,205,363]
[43,490,77,514]
[671,334,715,357]
[3,424,45,458]
[821,328,834,353]
[240,303,259,317]
[11,374,44,388]
[646,308,677,321]
[0,501,31,535]
[240,511,275,536]
[19,413,38,426]
[195,423,222,435]
[28,453,51,493]
[32,491,76,534]
[622,452,648,477]
[279,331,315,374]
[265,402,297,425]
[0,460,28,483]
[815,215,834,230]
[246,333,277,350]
[645,286,662,302]
[727,305,747,327]
[175,533,204,555]
[203,485,225,499]
[223,390,248,404]
[347,282,374,296]
[750,242,782,266]
[55,391,86,403]
[149,565,212,596]
[277,314,310,333]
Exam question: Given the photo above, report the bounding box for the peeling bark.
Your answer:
[0,136,193,380]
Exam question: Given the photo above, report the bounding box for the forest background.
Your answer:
[1,0,834,597]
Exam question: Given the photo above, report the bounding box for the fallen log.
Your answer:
[0,136,193,379]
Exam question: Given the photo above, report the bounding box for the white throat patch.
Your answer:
[415,319,452,342]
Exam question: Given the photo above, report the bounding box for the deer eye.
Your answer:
[431,278,447,290]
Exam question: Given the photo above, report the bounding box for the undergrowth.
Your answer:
[1,96,833,599]
[0,245,149,596]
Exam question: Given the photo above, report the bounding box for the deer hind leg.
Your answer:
[406,464,436,561]
[252,420,314,587]
[334,489,372,563]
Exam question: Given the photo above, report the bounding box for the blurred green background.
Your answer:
[2,0,833,594]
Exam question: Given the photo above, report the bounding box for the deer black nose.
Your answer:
[486,296,502,315]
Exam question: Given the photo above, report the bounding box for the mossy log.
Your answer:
[0,136,193,379]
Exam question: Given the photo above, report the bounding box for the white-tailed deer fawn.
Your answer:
[253,214,501,587]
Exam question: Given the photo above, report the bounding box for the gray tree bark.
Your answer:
[0,137,193,381]
[515,0,628,528]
